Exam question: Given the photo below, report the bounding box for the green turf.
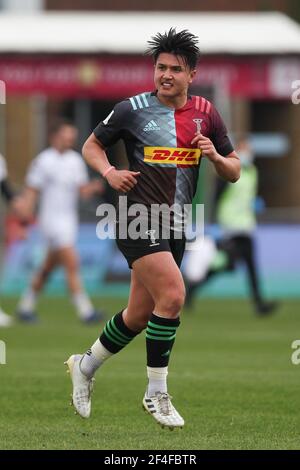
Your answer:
[0,297,299,450]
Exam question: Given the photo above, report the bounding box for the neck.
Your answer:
[156,92,188,110]
[52,144,67,154]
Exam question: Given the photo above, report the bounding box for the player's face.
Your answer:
[154,53,196,105]
[54,125,78,151]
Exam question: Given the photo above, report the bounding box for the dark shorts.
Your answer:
[116,224,186,269]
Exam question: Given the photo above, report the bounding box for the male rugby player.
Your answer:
[65,29,240,428]
[17,120,105,323]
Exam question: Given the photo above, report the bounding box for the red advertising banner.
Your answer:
[0,56,299,99]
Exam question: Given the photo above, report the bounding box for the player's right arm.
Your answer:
[14,153,45,221]
[82,101,140,193]
[82,134,139,193]
[12,187,38,221]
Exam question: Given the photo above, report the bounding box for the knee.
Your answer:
[158,286,186,317]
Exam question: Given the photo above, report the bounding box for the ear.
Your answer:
[189,69,197,84]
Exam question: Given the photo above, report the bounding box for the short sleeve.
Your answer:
[210,106,234,156]
[93,100,130,148]
[26,156,46,189]
[0,154,8,182]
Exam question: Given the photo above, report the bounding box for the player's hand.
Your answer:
[90,179,105,194]
[191,132,220,163]
[106,169,140,193]
[80,179,105,199]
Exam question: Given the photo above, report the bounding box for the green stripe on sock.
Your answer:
[146,327,175,336]
[104,324,128,347]
[146,332,176,341]
[111,316,132,341]
[148,321,177,331]
[106,322,129,345]
[107,320,130,345]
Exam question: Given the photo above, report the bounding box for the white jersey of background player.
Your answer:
[17,120,104,323]
[27,145,88,248]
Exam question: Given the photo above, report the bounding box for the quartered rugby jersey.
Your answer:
[94,91,234,209]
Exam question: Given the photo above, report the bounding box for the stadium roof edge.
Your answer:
[1,11,300,54]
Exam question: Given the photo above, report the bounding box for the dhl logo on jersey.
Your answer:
[144,147,201,165]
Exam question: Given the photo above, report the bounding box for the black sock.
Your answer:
[100,311,139,354]
[146,313,180,367]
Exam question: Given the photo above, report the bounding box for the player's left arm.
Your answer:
[214,150,240,182]
[191,133,240,182]
[192,103,240,182]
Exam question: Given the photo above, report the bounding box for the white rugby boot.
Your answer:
[64,354,94,419]
[143,392,184,430]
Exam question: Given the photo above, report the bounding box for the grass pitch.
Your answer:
[0,297,299,450]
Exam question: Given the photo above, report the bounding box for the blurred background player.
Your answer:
[16,120,105,323]
[185,136,278,315]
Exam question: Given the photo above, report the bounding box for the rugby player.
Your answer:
[65,29,240,428]
[16,120,105,323]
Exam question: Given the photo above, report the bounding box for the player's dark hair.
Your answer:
[146,28,201,70]
[49,118,75,136]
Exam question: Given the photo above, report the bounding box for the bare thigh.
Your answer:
[132,252,185,318]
